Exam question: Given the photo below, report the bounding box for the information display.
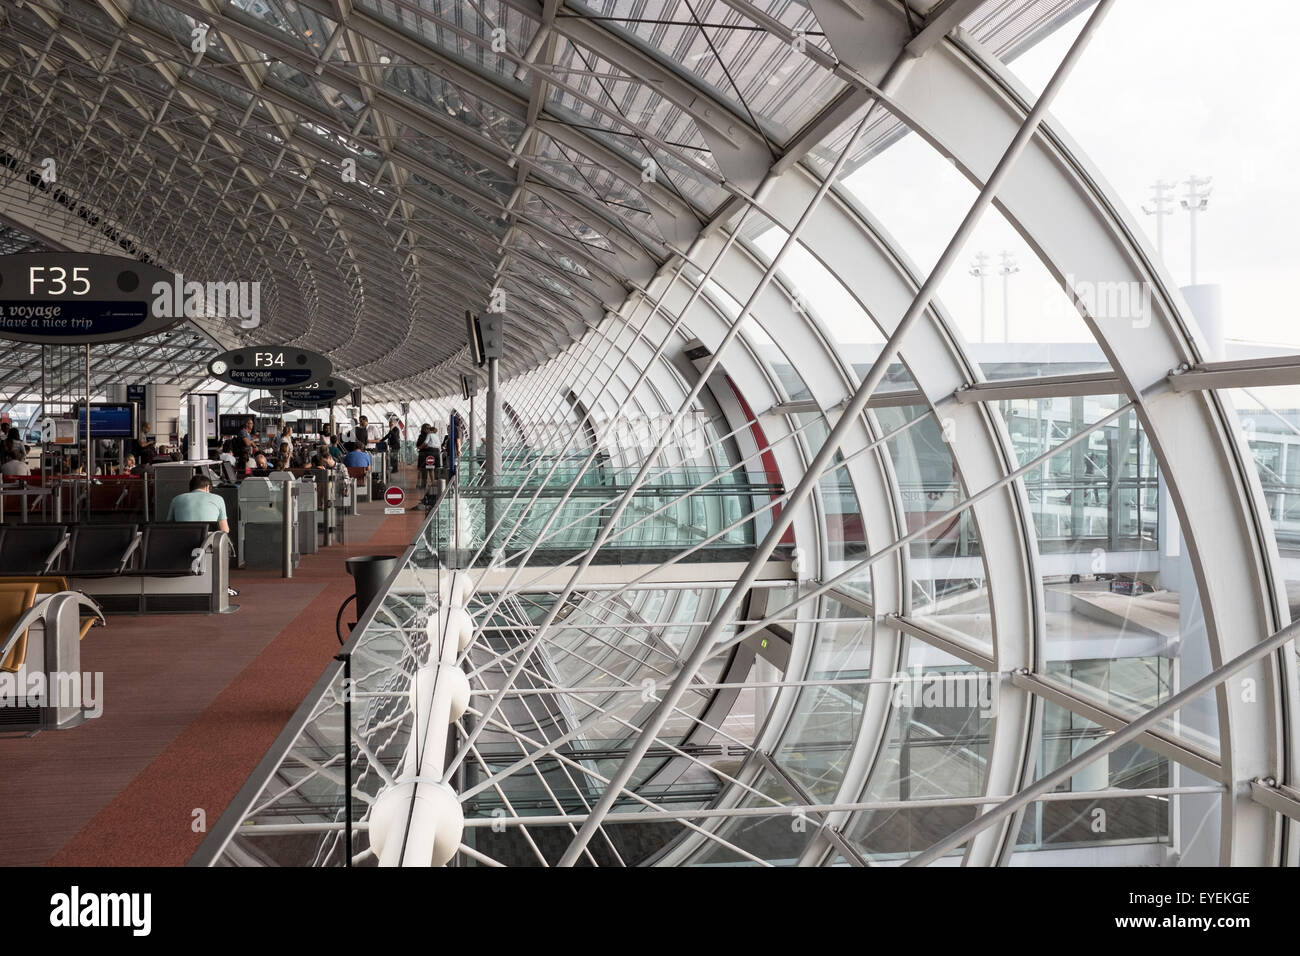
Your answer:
[208,347,331,390]
[0,253,181,343]
[218,414,256,437]
[75,403,137,439]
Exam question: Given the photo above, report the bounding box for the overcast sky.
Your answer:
[765,0,1300,353]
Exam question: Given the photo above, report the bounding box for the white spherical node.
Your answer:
[446,570,473,606]
[368,782,405,857]
[428,605,474,653]
[423,782,465,867]
[369,781,464,866]
[439,664,471,722]
[408,663,438,714]
[445,605,474,652]
[437,572,474,610]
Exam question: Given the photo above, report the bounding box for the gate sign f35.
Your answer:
[282,376,353,409]
[0,252,183,344]
[208,347,332,389]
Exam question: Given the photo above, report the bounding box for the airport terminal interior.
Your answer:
[0,0,1298,869]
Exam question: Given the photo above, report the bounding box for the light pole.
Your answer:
[969,251,993,342]
[1141,179,1175,261]
[999,251,1020,343]
[1180,174,1212,284]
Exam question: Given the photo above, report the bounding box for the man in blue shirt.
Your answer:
[167,474,230,533]
[343,442,372,468]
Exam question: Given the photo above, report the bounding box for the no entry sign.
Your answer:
[384,486,405,507]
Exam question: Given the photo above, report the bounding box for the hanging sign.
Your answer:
[249,397,285,414]
[208,346,331,389]
[0,253,183,343]
[282,376,353,409]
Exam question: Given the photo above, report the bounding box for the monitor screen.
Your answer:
[296,418,322,434]
[219,414,256,437]
[77,403,136,439]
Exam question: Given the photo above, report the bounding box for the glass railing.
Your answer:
[190,478,739,867]
[434,467,786,570]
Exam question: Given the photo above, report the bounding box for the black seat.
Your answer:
[136,523,211,576]
[67,524,139,577]
[0,525,68,574]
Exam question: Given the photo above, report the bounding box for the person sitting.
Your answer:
[4,427,27,460]
[249,453,272,477]
[166,473,230,533]
[1,449,30,477]
[321,449,348,485]
[305,453,330,483]
[343,441,372,468]
[218,439,237,467]
[327,433,346,462]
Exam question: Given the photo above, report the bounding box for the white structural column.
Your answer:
[367,572,474,867]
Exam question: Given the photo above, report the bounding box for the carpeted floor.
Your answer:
[0,477,428,866]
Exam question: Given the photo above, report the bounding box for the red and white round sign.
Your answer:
[384,486,405,507]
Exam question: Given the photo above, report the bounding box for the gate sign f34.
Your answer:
[0,252,183,344]
[208,347,332,389]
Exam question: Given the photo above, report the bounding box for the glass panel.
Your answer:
[844,652,994,862]
[773,596,873,802]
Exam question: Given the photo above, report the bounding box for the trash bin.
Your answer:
[345,554,399,624]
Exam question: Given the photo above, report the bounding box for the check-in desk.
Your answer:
[213,483,241,560]
[237,477,302,570]
[369,450,388,497]
[295,476,319,554]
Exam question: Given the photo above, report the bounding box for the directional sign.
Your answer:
[208,346,331,389]
[0,253,183,344]
[384,486,405,507]
[250,397,285,414]
[282,376,353,409]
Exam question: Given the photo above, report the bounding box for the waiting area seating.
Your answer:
[0,522,232,614]
[0,576,105,730]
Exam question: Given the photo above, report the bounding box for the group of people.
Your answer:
[1,425,153,478]
[206,413,426,480]
[1,411,468,488]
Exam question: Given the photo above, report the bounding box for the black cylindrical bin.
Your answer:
[345,555,399,624]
